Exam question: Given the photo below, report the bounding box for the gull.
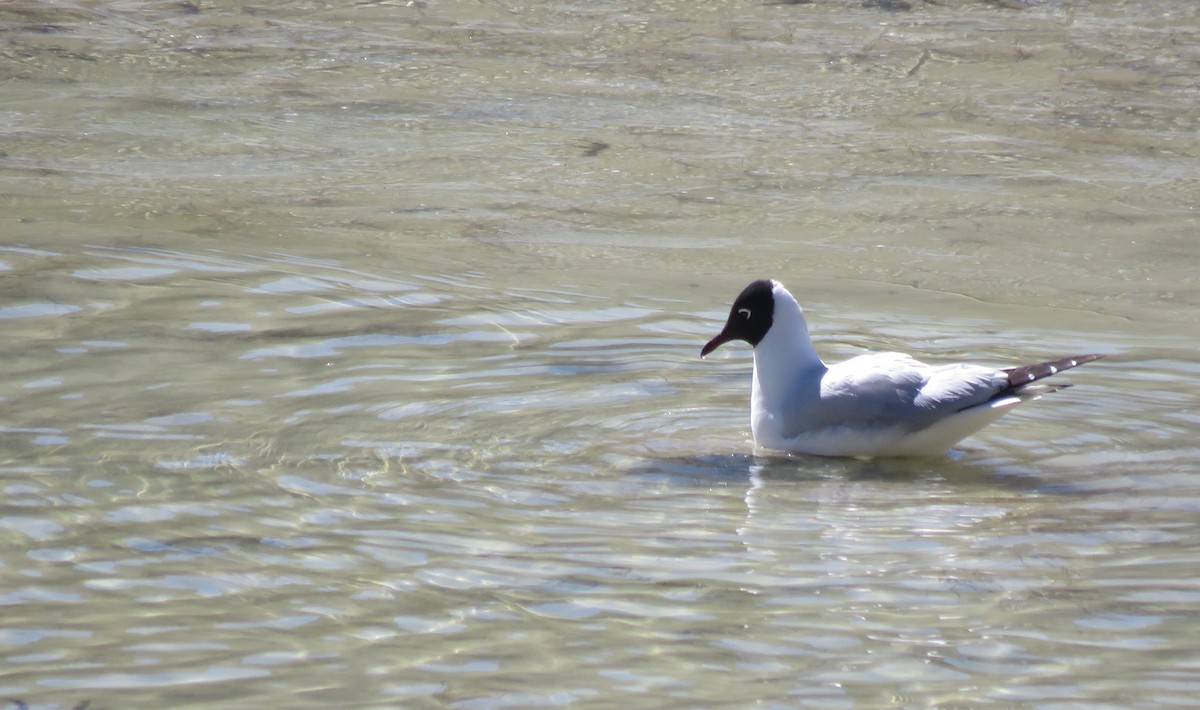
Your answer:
[700,279,1103,457]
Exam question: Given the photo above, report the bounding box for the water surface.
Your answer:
[2,1,1199,707]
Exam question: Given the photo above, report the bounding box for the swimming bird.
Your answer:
[701,279,1103,457]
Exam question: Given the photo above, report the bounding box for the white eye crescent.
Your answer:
[737,308,751,319]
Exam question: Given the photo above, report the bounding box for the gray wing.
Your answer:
[782,353,1008,437]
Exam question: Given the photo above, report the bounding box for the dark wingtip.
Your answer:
[1004,354,1105,388]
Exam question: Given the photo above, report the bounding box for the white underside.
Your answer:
[756,396,1026,458]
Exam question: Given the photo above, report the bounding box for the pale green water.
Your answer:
[2,1,1199,708]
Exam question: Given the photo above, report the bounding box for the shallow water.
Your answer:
[2,1,1199,707]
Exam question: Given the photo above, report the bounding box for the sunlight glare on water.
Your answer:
[2,0,1199,708]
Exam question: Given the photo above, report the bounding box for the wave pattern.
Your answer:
[3,0,1199,705]
[1,242,1197,708]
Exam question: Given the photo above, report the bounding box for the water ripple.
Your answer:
[3,1,1199,702]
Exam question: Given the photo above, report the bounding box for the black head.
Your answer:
[700,279,776,357]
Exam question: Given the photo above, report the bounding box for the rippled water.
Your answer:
[3,1,1200,708]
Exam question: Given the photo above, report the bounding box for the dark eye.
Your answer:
[737,308,751,319]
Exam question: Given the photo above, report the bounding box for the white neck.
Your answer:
[751,286,825,410]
